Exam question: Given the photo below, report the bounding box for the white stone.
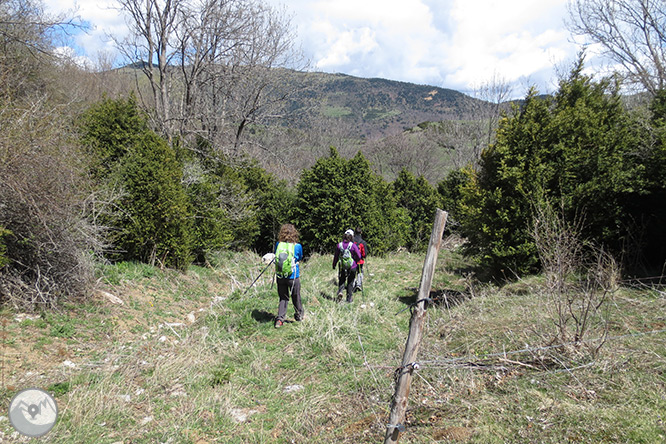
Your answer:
[229,408,260,423]
[98,290,124,305]
[14,313,39,322]
[283,384,304,393]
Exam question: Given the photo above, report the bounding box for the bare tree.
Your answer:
[0,0,80,100]
[567,0,666,95]
[473,72,513,148]
[531,199,618,357]
[114,0,304,153]
[359,129,445,183]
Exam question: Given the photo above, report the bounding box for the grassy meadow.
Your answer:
[0,248,664,443]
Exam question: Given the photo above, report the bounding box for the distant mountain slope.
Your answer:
[299,72,492,137]
[114,64,495,140]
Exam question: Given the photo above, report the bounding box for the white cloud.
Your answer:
[314,26,379,68]
[42,0,581,98]
[442,0,574,95]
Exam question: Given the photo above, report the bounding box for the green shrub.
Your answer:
[392,168,441,251]
[459,60,646,279]
[114,132,193,269]
[80,97,193,270]
[78,94,148,178]
[294,148,407,254]
[0,227,10,268]
[437,167,470,232]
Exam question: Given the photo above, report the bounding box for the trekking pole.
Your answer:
[243,258,274,296]
[361,270,365,298]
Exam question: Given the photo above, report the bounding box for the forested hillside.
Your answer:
[288,72,493,137]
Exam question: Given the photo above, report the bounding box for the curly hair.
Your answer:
[278,223,300,243]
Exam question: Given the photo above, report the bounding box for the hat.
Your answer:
[345,229,354,236]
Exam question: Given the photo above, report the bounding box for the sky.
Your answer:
[42,0,590,100]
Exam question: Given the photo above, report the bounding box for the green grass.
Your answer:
[0,250,664,442]
[322,105,353,118]
[364,108,401,120]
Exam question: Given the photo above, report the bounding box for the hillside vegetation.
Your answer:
[0,250,664,443]
[295,72,493,137]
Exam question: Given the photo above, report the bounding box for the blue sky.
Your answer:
[43,0,590,99]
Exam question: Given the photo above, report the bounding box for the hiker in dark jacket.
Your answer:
[274,223,304,328]
[353,227,368,292]
[332,229,362,303]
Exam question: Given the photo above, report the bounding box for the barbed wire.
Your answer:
[365,327,666,373]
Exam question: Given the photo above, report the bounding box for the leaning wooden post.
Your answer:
[384,209,448,444]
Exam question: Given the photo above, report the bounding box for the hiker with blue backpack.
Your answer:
[274,223,304,328]
[332,229,362,303]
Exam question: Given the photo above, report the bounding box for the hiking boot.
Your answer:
[274,320,283,328]
[337,292,343,301]
[295,312,304,322]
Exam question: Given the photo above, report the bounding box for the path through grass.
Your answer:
[0,250,664,442]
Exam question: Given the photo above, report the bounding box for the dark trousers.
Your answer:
[337,268,357,302]
[277,277,303,322]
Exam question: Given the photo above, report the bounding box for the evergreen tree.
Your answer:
[437,167,470,233]
[294,147,406,253]
[183,161,234,263]
[238,158,297,253]
[78,95,148,178]
[115,132,193,269]
[392,169,440,251]
[627,90,666,270]
[459,60,644,278]
[80,97,193,269]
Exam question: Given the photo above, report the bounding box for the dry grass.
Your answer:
[0,249,664,443]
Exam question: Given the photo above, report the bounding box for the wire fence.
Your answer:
[349,300,666,434]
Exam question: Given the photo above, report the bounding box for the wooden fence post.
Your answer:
[384,208,448,444]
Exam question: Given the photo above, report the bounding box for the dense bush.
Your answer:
[458,61,648,279]
[294,148,408,254]
[0,105,98,307]
[80,97,193,269]
[0,0,100,307]
[392,168,441,251]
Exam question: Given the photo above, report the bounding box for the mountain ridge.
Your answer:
[296,71,492,137]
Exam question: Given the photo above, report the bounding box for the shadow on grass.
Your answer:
[251,309,275,323]
[398,288,471,310]
[319,291,342,303]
